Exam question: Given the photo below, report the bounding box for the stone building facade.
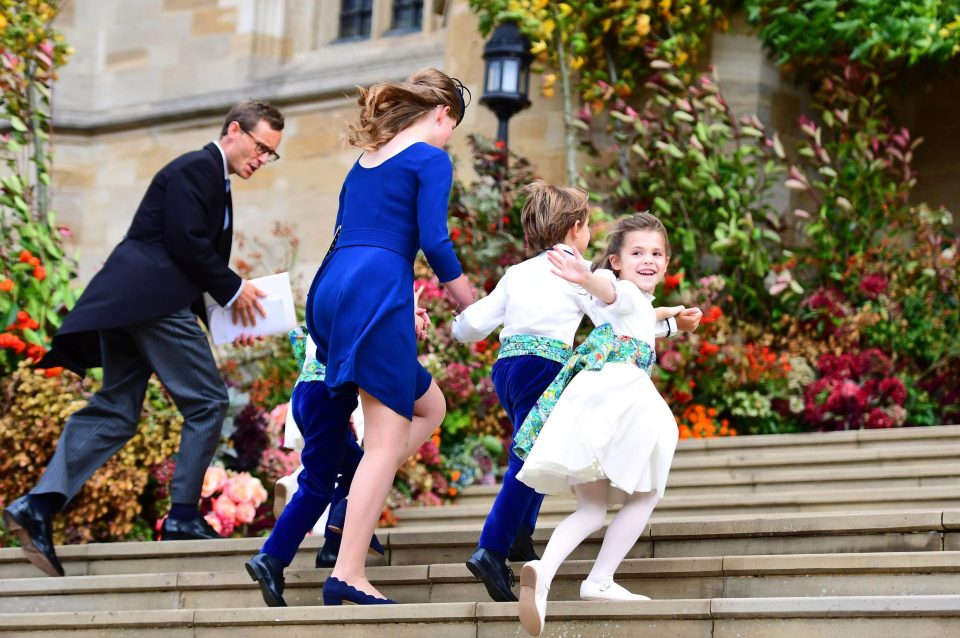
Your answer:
[49,0,959,288]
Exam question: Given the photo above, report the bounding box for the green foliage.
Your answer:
[785,64,920,289]
[589,63,787,322]
[746,0,960,72]
[0,1,76,375]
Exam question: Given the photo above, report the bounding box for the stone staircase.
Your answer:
[3,425,960,636]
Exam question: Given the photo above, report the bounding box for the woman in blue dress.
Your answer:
[307,68,474,605]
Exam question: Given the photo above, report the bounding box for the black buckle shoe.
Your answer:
[2,496,64,577]
[508,526,540,562]
[245,553,287,607]
[466,548,517,602]
[160,515,222,540]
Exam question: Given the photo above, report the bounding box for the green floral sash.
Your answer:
[289,326,326,386]
[498,334,572,365]
[512,323,656,460]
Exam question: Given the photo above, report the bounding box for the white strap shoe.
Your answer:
[519,560,549,636]
[580,579,651,602]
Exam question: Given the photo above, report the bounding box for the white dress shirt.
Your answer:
[452,245,675,346]
[213,140,243,307]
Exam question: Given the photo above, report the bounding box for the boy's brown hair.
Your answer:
[520,180,590,253]
[595,212,672,274]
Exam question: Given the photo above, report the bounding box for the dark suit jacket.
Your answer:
[39,143,242,375]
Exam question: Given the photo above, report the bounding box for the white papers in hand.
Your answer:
[205,272,297,345]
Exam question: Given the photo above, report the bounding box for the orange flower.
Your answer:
[448,487,458,497]
[0,279,12,293]
[450,470,461,482]
[28,256,41,267]
[43,366,64,377]
[33,266,46,281]
[18,250,32,263]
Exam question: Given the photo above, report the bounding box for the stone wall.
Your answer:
[48,1,959,290]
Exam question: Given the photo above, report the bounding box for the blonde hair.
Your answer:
[347,68,463,151]
[520,180,590,253]
[595,212,672,274]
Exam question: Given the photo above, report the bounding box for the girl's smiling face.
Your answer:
[608,229,670,294]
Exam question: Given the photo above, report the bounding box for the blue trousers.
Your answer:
[261,381,360,565]
[477,355,562,555]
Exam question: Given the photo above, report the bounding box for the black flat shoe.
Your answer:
[2,496,63,577]
[245,552,287,607]
[508,525,540,562]
[161,515,221,540]
[466,547,517,602]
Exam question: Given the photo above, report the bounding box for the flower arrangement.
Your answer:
[199,465,269,537]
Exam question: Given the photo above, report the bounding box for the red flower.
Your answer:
[33,266,46,281]
[663,272,683,292]
[28,256,40,268]
[474,339,490,354]
[864,408,894,429]
[701,306,723,324]
[698,342,719,357]
[18,250,32,263]
[858,272,888,299]
[495,140,506,150]
[43,366,64,377]
[878,377,907,405]
[450,227,461,241]
[26,344,46,361]
[0,279,12,293]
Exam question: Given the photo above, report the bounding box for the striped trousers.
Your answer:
[33,308,228,507]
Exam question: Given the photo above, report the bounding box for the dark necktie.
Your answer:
[224,178,232,230]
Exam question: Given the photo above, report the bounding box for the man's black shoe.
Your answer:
[315,535,340,568]
[508,525,540,562]
[245,552,287,607]
[2,495,64,577]
[466,547,517,602]
[160,515,221,540]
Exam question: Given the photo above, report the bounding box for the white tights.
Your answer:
[536,480,659,587]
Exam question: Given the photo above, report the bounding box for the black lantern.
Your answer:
[480,21,532,149]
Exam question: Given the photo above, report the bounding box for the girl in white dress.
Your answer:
[514,212,691,636]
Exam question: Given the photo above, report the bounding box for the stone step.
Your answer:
[453,462,960,504]
[2,596,960,637]
[5,552,960,613]
[673,424,960,456]
[394,485,960,525]
[669,442,960,471]
[5,510,958,578]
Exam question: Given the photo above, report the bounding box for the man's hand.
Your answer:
[231,280,267,327]
[232,333,265,347]
[676,307,703,332]
[547,244,590,285]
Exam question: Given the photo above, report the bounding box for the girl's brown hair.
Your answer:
[595,212,671,274]
[347,68,464,151]
[521,180,590,253]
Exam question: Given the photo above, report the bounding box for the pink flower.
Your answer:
[204,513,224,536]
[660,349,682,372]
[234,501,257,525]
[201,466,228,498]
[224,473,255,504]
[213,494,237,521]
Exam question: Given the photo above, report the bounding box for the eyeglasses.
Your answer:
[241,128,280,163]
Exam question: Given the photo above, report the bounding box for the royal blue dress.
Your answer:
[305,142,462,419]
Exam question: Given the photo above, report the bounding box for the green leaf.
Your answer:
[653,197,672,215]
[706,184,724,200]
[9,116,28,132]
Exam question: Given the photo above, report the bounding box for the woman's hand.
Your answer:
[413,284,431,341]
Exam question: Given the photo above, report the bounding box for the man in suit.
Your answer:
[2,99,284,577]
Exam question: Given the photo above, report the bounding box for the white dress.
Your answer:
[516,270,679,502]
